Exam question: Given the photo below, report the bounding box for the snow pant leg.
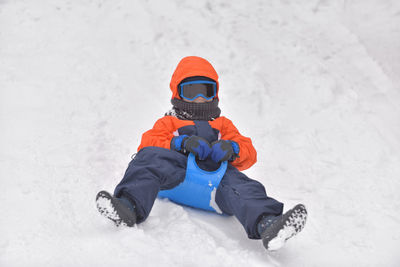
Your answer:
[215,165,284,239]
[114,146,187,223]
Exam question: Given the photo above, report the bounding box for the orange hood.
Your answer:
[170,56,219,99]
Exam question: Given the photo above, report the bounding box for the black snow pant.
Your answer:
[114,146,283,239]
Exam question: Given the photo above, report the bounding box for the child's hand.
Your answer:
[210,140,240,163]
[171,135,189,152]
[183,136,212,160]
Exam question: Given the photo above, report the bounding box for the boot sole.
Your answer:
[96,191,136,227]
[262,204,308,251]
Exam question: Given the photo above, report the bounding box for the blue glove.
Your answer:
[171,135,211,160]
[183,136,212,160]
[210,140,240,163]
[171,135,188,151]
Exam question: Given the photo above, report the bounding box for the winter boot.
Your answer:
[96,191,137,227]
[260,204,307,251]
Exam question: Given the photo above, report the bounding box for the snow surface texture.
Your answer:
[1,0,400,266]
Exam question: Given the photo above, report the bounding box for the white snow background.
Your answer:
[1,0,400,266]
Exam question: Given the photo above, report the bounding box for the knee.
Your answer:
[129,147,186,167]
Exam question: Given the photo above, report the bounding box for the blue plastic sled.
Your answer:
[158,153,228,213]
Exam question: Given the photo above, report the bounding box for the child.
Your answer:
[96,56,307,251]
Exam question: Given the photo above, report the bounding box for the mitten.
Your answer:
[171,135,188,151]
[183,136,212,160]
[210,140,240,163]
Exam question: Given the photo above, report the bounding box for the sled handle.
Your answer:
[186,153,228,176]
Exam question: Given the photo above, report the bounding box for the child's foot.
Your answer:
[96,191,137,227]
[260,204,307,251]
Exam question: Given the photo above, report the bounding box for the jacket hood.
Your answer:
[170,56,219,99]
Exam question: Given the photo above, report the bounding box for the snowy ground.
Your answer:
[1,0,400,266]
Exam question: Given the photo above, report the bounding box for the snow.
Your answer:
[268,226,296,252]
[1,0,400,266]
[210,187,223,214]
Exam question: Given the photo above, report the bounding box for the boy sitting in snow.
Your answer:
[96,56,307,250]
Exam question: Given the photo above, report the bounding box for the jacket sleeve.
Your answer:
[220,117,257,171]
[137,117,176,151]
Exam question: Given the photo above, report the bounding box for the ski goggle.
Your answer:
[179,80,217,101]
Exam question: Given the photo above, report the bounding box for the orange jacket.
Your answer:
[137,116,257,171]
[137,56,257,171]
